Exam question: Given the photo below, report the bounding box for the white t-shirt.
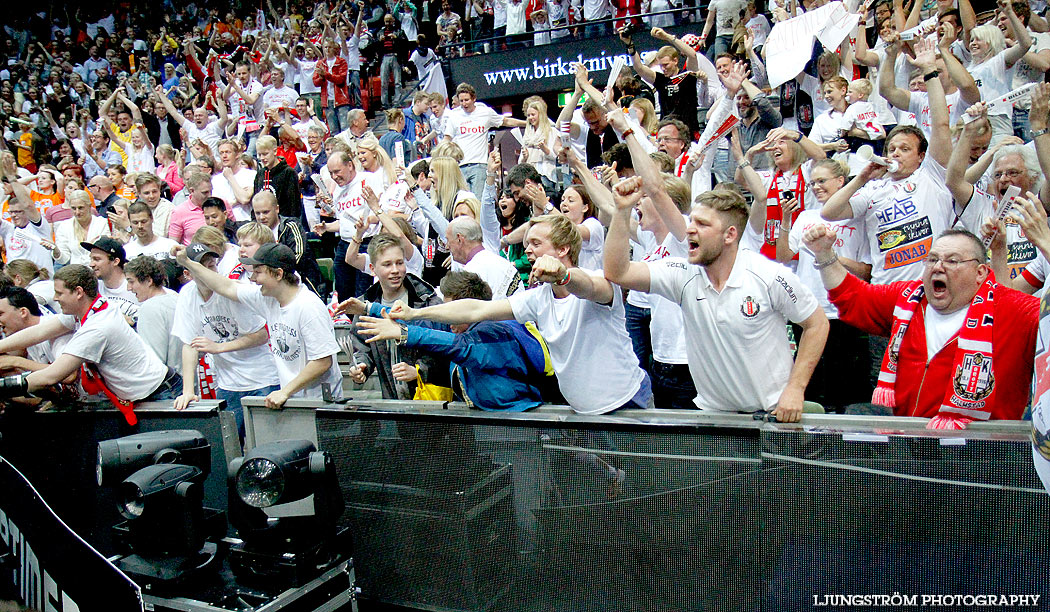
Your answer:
[212,167,257,221]
[125,235,178,261]
[923,303,968,362]
[26,315,69,363]
[443,103,504,165]
[788,209,870,318]
[462,247,522,299]
[808,108,846,146]
[235,284,344,400]
[99,279,140,322]
[508,276,645,414]
[123,142,156,174]
[577,216,605,271]
[956,187,1035,282]
[228,79,264,131]
[842,100,883,139]
[172,283,280,392]
[906,89,963,139]
[746,14,771,47]
[0,219,53,273]
[184,120,225,162]
[969,52,1016,117]
[847,156,952,284]
[262,85,299,123]
[710,0,746,35]
[1015,31,1050,110]
[332,171,386,240]
[637,229,690,364]
[299,59,320,95]
[647,249,820,412]
[59,305,168,401]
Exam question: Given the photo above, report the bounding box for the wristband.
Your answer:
[923,70,940,82]
[1033,128,1050,139]
[737,159,751,168]
[792,131,803,142]
[813,255,839,270]
[626,45,636,55]
[555,270,571,286]
[486,171,498,178]
[621,127,634,139]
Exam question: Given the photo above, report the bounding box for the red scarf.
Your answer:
[197,355,217,400]
[761,169,804,261]
[78,296,138,426]
[873,276,998,426]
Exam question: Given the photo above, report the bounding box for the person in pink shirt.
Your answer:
[168,171,213,245]
[156,144,184,194]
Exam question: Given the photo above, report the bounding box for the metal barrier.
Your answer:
[241,397,1050,612]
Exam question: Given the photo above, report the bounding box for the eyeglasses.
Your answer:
[656,136,684,144]
[923,255,980,269]
[992,168,1025,181]
[810,178,838,186]
[87,184,100,190]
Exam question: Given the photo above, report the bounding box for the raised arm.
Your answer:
[621,31,658,84]
[935,24,980,105]
[603,176,653,293]
[946,103,981,207]
[652,27,699,72]
[1029,84,1050,204]
[173,246,243,302]
[392,296,515,324]
[878,36,912,112]
[153,85,189,127]
[1001,0,1033,68]
[913,38,951,167]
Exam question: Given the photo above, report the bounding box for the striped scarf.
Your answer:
[873,275,999,426]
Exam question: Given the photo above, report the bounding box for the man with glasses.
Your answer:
[87,176,120,218]
[655,119,692,178]
[803,225,1038,427]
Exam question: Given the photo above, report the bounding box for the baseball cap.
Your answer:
[186,242,221,263]
[239,243,296,273]
[81,237,127,264]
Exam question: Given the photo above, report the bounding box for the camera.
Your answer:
[780,190,795,201]
[618,22,642,38]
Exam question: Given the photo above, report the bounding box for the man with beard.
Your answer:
[604,178,828,422]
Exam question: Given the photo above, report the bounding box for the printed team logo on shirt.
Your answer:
[952,353,995,406]
[877,217,933,270]
[269,322,301,361]
[204,315,239,341]
[740,296,760,319]
[902,182,916,194]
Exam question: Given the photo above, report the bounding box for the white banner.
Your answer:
[766,2,859,89]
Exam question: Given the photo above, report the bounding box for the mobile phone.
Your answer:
[781,190,795,201]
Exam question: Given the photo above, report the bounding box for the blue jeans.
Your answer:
[325,102,350,135]
[706,34,733,62]
[147,371,183,401]
[380,54,402,107]
[217,384,281,441]
[461,163,488,199]
[335,238,374,300]
[624,302,652,375]
[348,69,361,107]
[651,361,697,409]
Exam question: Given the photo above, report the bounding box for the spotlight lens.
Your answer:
[236,458,284,508]
[123,490,145,518]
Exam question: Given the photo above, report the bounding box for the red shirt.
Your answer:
[828,273,1038,420]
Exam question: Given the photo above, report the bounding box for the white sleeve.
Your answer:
[766,266,820,323]
[171,288,199,344]
[301,304,340,360]
[646,258,693,304]
[235,283,268,317]
[508,285,543,323]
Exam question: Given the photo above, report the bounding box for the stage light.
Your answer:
[226,440,348,591]
[96,432,224,587]
[97,430,210,487]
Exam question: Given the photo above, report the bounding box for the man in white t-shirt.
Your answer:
[125,202,178,260]
[442,83,526,198]
[823,42,954,285]
[315,150,385,300]
[172,243,280,437]
[154,86,230,162]
[391,213,651,415]
[446,216,521,298]
[605,178,828,421]
[174,242,343,407]
[0,188,54,274]
[0,286,71,375]
[0,264,178,412]
[213,138,257,221]
[82,237,140,323]
[226,61,266,155]
[261,68,299,127]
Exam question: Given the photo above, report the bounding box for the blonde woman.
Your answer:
[155,144,184,193]
[518,100,557,190]
[51,189,110,265]
[629,98,659,137]
[356,135,398,188]
[6,259,58,313]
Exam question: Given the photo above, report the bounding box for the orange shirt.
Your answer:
[30,190,64,222]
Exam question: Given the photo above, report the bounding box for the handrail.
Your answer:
[436,6,705,52]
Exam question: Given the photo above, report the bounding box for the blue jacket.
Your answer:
[366,302,551,411]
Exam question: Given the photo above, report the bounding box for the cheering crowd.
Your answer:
[3,0,1050,448]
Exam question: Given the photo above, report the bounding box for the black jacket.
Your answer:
[351,274,446,399]
[141,112,183,150]
[274,215,322,296]
[253,159,303,221]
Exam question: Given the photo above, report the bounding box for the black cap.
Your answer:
[186,242,221,263]
[239,242,296,273]
[81,237,127,264]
